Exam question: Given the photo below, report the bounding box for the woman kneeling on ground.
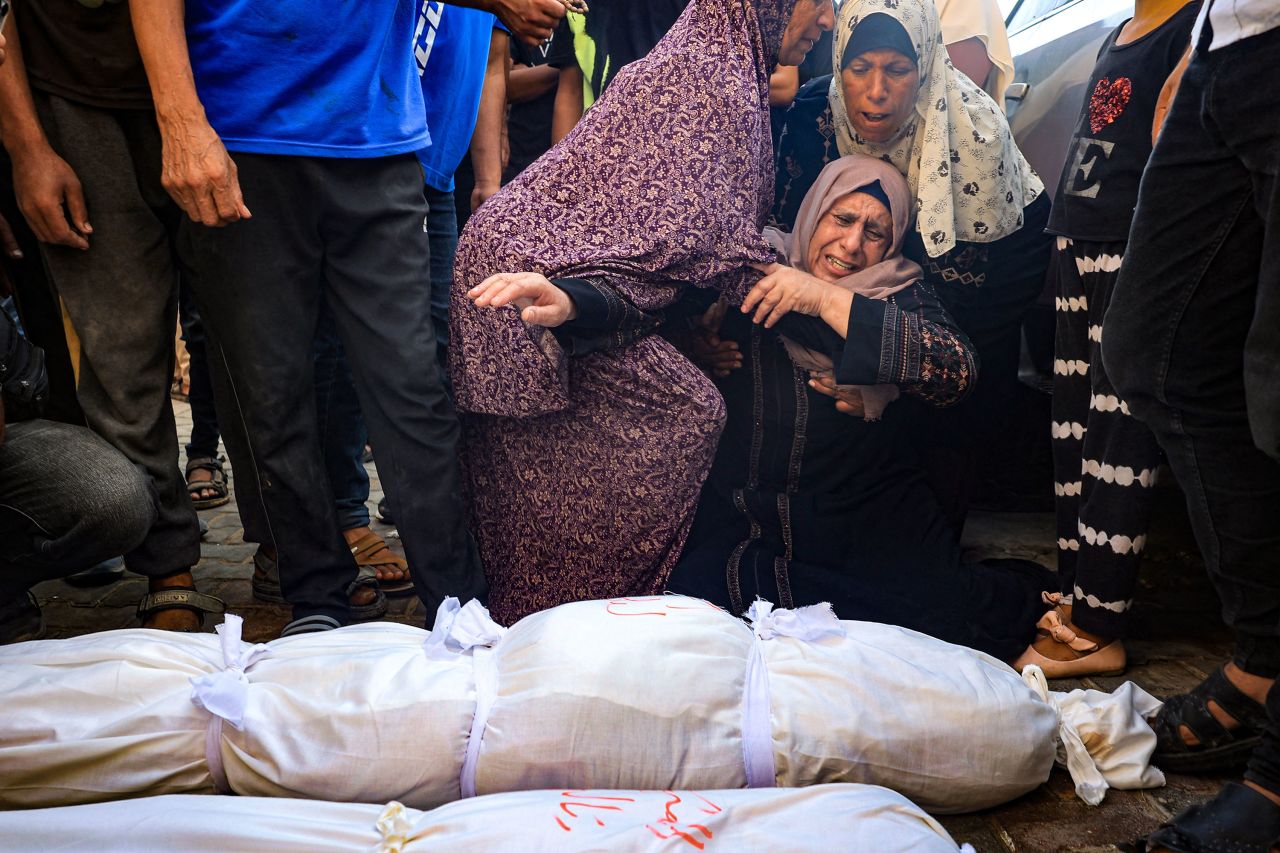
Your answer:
[665,155,1052,663]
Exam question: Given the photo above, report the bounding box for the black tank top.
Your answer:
[1046,1,1201,242]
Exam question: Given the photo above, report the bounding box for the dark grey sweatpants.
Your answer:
[32,91,203,578]
[0,419,155,601]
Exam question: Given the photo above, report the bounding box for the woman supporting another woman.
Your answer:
[449,0,835,626]
[773,0,1052,528]
[459,149,1049,661]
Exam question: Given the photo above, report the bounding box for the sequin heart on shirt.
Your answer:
[1088,76,1133,134]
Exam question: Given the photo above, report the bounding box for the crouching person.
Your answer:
[0,305,163,643]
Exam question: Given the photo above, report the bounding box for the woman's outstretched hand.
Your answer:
[743,263,830,328]
[468,272,577,327]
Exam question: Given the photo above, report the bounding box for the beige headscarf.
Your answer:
[828,0,1042,257]
[762,155,922,420]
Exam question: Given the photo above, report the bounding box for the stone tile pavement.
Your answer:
[29,399,1238,851]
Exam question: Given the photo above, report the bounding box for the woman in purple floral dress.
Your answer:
[449,0,838,624]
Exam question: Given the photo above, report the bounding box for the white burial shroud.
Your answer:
[0,785,972,852]
[0,596,1165,813]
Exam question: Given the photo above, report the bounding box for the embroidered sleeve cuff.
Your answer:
[836,294,894,385]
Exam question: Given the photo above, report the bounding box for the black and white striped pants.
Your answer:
[1051,236,1164,638]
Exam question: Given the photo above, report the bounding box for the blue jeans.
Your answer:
[178,281,222,461]
[425,186,457,376]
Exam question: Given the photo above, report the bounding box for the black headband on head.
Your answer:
[852,179,892,215]
[841,13,918,70]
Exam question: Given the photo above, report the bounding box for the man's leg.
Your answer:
[31,94,211,628]
[182,153,358,629]
[178,282,228,508]
[0,420,156,641]
[1104,26,1280,766]
[319,155,485,625]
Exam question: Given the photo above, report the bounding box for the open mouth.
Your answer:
[862,112,891,124]
[827,255,856,272]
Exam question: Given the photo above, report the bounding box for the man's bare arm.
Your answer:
[471,29,510,213]
[129,0,249,226]
[509,63,559,104]
[450,0,566,46]
[551,66,583,144]
[0,9,91,248]
[945,37,994,92]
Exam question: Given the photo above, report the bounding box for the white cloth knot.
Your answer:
[372,801,414,853]
[1021,665,1165,806]
[423,597,507,661]
[745,600,846,642]
[189,614,268,731]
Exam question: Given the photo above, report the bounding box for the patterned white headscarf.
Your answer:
[828,0,1043,257]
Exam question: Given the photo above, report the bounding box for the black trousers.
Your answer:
[1103,22,1280,794]
[1104,23,1280,679]
[183,153,484,625]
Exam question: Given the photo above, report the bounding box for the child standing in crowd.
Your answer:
[1015,0,1201,678]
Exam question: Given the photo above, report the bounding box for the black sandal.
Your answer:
[136,587,226,632]
[185,456,231,510]
[1143,782,1280,852]
[1151,666,1269,774]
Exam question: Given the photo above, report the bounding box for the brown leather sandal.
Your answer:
[349,531,414,597]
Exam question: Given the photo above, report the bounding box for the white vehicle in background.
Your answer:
[1004,0,1135,197]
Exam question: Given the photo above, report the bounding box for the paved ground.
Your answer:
[30,399,1238,850]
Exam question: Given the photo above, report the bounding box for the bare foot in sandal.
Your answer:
[187,467,218,502]
[185,457,231,510]
[140,570,222,631]
[343,527,414,595]
[1151,663,1275,774]
[1176,662,1274,746]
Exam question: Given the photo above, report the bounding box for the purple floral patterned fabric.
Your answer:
[450,0,799,624]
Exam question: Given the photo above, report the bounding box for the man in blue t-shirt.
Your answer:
[128,0,567,636]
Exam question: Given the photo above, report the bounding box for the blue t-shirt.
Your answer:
[185,0,430,158]
[414,3,501,192]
